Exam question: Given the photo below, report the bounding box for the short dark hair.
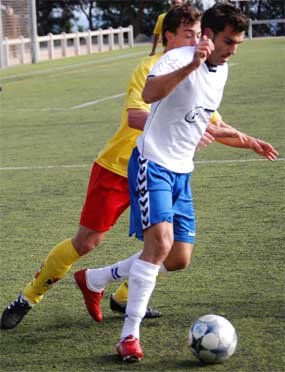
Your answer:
[162,3,202,46]
[201,2,249,35]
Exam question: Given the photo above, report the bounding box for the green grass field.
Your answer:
[0,38,284,371]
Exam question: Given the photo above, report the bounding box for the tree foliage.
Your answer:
[36,0,78,35]
[35,0,285,36]
[248,0,285,36]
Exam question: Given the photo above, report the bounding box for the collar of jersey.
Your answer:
[205,61,217,72]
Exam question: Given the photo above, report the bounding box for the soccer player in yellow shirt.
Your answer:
[1,4,277,330]
[0,4,201,329]
[149,0,184,56]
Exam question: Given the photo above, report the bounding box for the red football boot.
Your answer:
[116,335,143,362]
[73,269,104,322]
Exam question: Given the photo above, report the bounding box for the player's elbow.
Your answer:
[142,85,160,104]
[127,109,148,131]
[141,88,153,104]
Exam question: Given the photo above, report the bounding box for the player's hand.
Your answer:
[196,131,216,150]
[249,138,279,160]
[193,36,214,67]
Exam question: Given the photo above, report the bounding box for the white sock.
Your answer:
[86,250,142,292]
[120,259,160,340]
[159,262,168,274]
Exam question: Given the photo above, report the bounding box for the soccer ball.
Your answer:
[188,314,237,364]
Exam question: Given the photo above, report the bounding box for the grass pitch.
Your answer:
[0,38,284,371]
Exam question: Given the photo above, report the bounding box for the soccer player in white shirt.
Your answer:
[118,3,250,361]
[72,3,277,362]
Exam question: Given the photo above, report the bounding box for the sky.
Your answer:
[203,0,216,8]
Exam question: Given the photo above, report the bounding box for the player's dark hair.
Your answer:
[162,3,202,46]
[201,2,249,35]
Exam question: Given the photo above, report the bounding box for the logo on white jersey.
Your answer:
[185,106,206,124]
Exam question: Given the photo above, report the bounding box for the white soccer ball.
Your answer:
[188,314,237,364]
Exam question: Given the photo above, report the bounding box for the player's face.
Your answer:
[170,0,183,9]
[166,22,201,50]
[207,25,245,65]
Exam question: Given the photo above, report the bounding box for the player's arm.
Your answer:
[207,122,247,142]
[197,131,216,149]
[126,57,152,130]
[197,117,242,149]
[142,37,214,104]
[149,34,160,56]
[149,14,163,56]
[128,109,149,131]
[215,120,278,161]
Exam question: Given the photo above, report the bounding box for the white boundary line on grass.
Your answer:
[1,63,238,113]
[0,158,284,171]
[71,93,126,109]
[69,65,238,110]
[0,51,147,82]
[1,92,126,112]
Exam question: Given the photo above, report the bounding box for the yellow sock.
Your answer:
[23,239,80,304]
[113,280,129,305]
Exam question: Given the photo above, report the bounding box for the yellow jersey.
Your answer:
[96,52,222,178]
[96,53,163,177]
[209,110,222,125]
[153,13,167,36]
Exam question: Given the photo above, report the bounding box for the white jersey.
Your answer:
[137,46,228,173]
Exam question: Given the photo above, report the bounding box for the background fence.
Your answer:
[248,19,285,39]
[1,26,134,68]
[0,0,284,69]
[0,0,134,69]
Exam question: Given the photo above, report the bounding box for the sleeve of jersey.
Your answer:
[210,111,222,126]
[126,59,151,112]
[153,13,164,35]
[149,48,191,78]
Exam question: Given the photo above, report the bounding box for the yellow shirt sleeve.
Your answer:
[153,13,166,35]
[210,111,222,126]
[126,60,151,112]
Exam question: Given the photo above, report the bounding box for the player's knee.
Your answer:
[154,235,173,260]
[177,257,191,270]
[72,232,104,256]
[165,255,191,271]
[167,260,190,271]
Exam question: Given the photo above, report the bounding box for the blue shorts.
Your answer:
[128,148,195,244]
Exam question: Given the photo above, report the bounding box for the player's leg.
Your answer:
[112,170,195,321]
[118,161,196,361]
[110,281,162,318]
[0,163,129,329]
[118,221,173,361]
[68,163,135,322]
[111,281,129,306]
[164,241,194,270]
[117,153,174,361]
[0,228,106,330]
[164,171,196,270]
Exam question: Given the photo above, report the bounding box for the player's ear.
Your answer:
[165,30,175,43]
[202,27,214,40]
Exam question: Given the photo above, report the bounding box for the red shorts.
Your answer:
[80,162,130,232]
